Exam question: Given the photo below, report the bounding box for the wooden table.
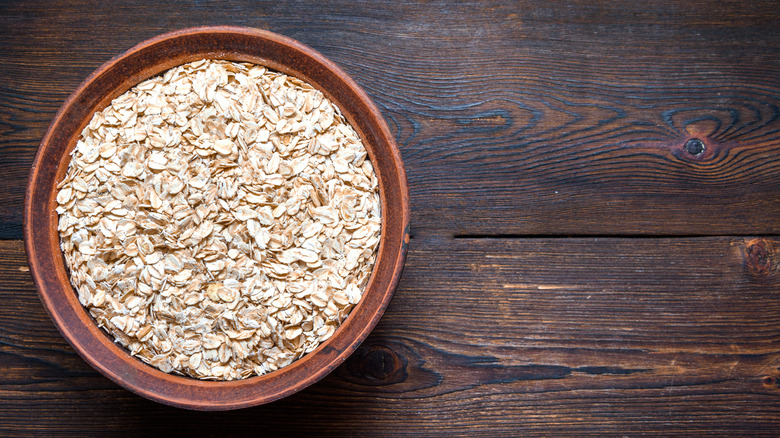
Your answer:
[2,0,780,435]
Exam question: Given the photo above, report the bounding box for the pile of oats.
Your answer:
[55,59,381,380]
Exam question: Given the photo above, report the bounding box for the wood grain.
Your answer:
[4,0,780,434]
[3,1,780,238]
[3,238,780,435]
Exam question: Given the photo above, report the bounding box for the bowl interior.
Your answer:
[24,26,409,410]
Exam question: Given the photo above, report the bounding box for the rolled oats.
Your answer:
[55,60,381,380]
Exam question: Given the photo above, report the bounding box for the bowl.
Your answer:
[24,26,409,410]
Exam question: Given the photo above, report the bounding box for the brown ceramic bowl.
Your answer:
[24,26,409,410]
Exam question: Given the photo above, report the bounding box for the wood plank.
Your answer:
[3,1,780,238]
[3,237,779,435]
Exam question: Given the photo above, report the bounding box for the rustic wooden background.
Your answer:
[2,0,780,435]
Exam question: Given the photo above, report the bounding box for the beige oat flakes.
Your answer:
[55,59,381,380]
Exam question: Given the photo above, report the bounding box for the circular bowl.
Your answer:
[24,26,410,410]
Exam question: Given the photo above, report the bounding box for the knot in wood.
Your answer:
[343,344,408,386]
[744,238,775,278]
[363,346,403,381]
[684,138,705,156]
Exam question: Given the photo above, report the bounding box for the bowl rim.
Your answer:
[23,25,410,410]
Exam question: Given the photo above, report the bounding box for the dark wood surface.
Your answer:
[2,0,780,435]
